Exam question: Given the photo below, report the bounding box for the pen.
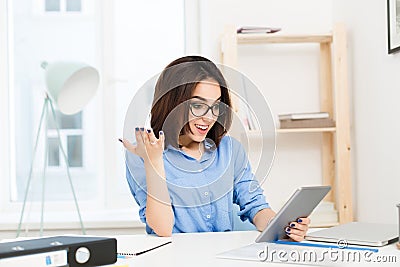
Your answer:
[273,240,379,253]
[134,241,172,256]
[117,241,172,257]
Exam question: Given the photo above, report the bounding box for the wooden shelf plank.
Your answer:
[276,127,336,133]
[333,23,353,223]
[237,33,333,44]
[242,128,336,136]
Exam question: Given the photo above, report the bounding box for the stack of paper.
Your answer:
[237,26,281,34]
[278,112,335,129]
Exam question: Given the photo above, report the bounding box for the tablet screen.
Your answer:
[255,185,331,243]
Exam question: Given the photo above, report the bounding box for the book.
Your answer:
[279,118,335,129]
[237,26,281,34]
[278,112,329,120]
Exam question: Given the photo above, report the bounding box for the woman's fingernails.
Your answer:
[140,127,144,131]
[146,129,151,133]
[290,223,295,228]
[118,138,123,143]
[135,127,139,131]
[285,227,291,233]
[159,131,164,135]
[297,218,303,223]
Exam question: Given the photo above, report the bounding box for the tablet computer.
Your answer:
[255,185,331,243]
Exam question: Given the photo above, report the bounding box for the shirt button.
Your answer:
[206,214,211,219]
[204,191,209,196]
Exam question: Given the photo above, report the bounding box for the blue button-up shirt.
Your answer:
[125,135,270,234]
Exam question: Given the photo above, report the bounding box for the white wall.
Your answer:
[199,0,333,59]
[198,0,400,225]
[198,0,336,211]
[334,1,400,224]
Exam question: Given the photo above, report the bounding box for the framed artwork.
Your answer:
[387,0,400,54]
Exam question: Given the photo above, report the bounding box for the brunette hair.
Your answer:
[150,55,232,148]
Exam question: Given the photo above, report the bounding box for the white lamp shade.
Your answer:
[42,61,100,115]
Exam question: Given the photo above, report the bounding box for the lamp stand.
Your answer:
[16,94,86,237]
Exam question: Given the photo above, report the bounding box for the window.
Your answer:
[47,111,83,168]
[106,0,185,208]
[45,0,82,13]
[45,0,60,12]
[9,0,98,203]
[0,0,187,228]
[32,0,90,16]
[66,0,81,12]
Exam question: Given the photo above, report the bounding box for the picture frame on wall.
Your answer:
[387,0,400,54]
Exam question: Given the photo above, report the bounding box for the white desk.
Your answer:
[112,231,400,267]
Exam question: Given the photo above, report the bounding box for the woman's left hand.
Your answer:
[285,217,310,242]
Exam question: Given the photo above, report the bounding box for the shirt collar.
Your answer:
[165,138,216,154]
[164,138,217,170]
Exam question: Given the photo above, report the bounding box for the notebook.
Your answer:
[305,222,399,247]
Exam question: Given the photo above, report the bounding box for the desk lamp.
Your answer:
[16,61,100,237]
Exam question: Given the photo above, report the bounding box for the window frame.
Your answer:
[0,0,198,231]
[0,0,107,219]
[34,0,90,16]
[0,0,11,214]
[45,111,86,169]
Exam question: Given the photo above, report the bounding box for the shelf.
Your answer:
[221,23,353,224]
[277,127,336,133]
[237,33,333,45]
[242,127,336,137]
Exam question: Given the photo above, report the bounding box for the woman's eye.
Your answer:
[192,104,204,109]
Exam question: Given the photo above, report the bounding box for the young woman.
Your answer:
[121,56,310,239]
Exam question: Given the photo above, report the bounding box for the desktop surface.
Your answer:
[110,230,400,267]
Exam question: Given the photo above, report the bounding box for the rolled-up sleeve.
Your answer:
[232,139,270,223]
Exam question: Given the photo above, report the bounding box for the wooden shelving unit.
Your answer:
[276,127,336,134]
[220,23,353,225]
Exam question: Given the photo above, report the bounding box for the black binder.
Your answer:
[0,236,117,267]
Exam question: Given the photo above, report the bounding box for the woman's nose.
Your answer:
[202,108,214,121]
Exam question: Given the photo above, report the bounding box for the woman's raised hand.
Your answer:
[120,127,165,163]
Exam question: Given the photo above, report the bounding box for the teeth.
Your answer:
[195,124,208,130]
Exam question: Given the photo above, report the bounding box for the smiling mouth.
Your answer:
[195,124,209,131]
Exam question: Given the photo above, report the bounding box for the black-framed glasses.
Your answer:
[189,102,225,117]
